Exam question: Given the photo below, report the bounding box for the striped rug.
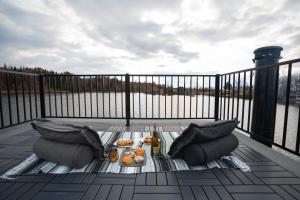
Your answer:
[2,131,249,178]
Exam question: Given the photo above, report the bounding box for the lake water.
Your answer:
[0,93,298,152]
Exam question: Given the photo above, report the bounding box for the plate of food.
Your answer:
[119,147,147,167]
[114,139,134,147]
[138,136,160,144]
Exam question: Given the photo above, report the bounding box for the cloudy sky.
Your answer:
[0,0,299,74]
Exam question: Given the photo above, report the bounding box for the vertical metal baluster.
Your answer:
[121,76,124,118]
[247,70,253,132]
[241,71,246,128]
[202,76,205,118]
[236,73,240,120]
[108,76,111,118]
[139,76,141,118]
[223,75,226,120]
[296,104,300,153]
[59,76,63,117]
[164,75,166,118]
[33,76,38,118]
[59,75,64,117]
[282,64,292,148]
[84,76,87,117]
[6,73,12,124]
[208,76,211,118]
[102,76,105,118]
[184,76,186,118]
[66,76,69,117]
[132,76,135,118]
[14,74,20,123]
[96,76,99,118]
[158,76,160,118]
[171,76,173,118]
[90,76,93,117]
[146,76,148,118]
[232,74,235,119]
[219,76,223,120]
[152,76,154,118]
[196,76,199,118]
[78,76,81,117]
[54,76,57,117]
[47,76,52,117]
[227,74,231,120]
[72,76,75,117]
[190,76,192,118]
[177,76,179,118]
[115,76,117,118]
[27,75,32,120]
[0,79,3,127]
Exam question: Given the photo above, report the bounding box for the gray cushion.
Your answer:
[31,119,104,159]
[31,119,88,144]
[168,119,238,158]
[183,134,239,165]
[33,137,94,168]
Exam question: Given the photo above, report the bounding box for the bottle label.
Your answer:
[152,146,159,155]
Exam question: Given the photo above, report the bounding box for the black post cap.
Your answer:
[253,46,283,60]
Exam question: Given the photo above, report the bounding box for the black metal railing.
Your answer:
[219,58,300,156]
[0,58,300,156]
[43,74,126,119]
[0,70,40,128]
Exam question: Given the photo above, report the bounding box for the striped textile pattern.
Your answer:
[2,131,244,177]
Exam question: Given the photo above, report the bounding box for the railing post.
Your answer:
[251,46,283,147]
[214,74,220,121]
[39,74,46,118]
[125,73,130,126]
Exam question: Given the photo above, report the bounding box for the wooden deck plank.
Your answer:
[231,193,282,200]
[203,186,221,200]
[134,186,180,193]
[94,185,112,200]
[31,192,84,200]
[120,186,134,200]
[269,185,296,200]
[146,172,156,185]
[133,193,182,200]
[107,185,123,200]
[191,186,208,200]
[81,185,101,200]
[179,186,196,200]
[280,185,300,199]
[17,183,47,200]
[214,186,234,200]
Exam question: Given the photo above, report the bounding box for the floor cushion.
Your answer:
[183,134,239,165]
[168,119,239,158]
[33,137,94,168]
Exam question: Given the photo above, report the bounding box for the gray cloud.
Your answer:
[0,0,299,74]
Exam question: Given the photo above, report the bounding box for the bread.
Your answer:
[144,136,152,143]
[122,156,133,165]
[117,139,134,146]
[134,156,144,164]
[134,147,145,156]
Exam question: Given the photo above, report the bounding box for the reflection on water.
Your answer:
[0,93,298,151]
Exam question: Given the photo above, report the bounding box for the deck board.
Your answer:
[0,119,300,200]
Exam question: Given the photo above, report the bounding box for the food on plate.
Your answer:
[143,136,152,143]
[116,139,134,146]
[124,151,136,158]
[134,147,145,156]
[134,156,144,164]
[122,156,133,165]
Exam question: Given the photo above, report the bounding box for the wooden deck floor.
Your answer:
[1,119,300,200]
